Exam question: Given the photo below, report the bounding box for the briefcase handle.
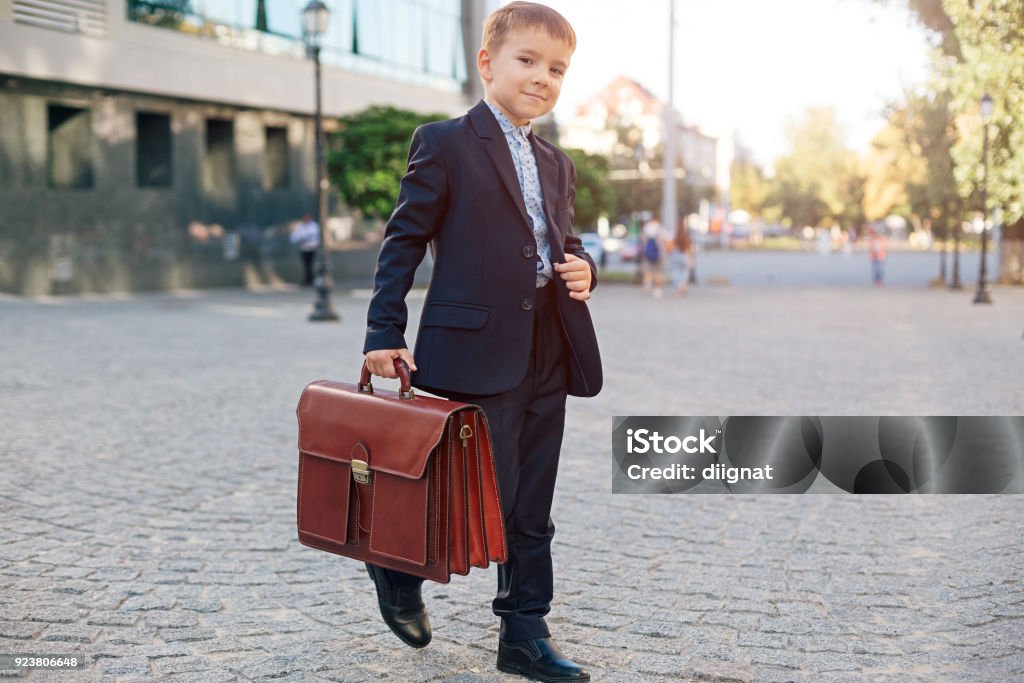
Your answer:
[358,358,415,400]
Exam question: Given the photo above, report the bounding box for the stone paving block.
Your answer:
[684,658,756,683]
[99,656,152,677]
[21,607,84,624]
[85,611,139,627]
[738,632,787,649]
[159,627,216,642]
[98,629,155,646]
[178,598,223,613]
[139,643,192,659]
[317,669,382,683]
[39,625,101,644]
[121,596,177,612]
[167,671,238,683]
[143,612,198,628]
[744,646,804,670]
[0,622,44,640]
[628,652,693,676]
[154,655,211,675]
[625,619,690,639]
[785,635,849,654]
[757,617,813,636]
[189,637,259,655]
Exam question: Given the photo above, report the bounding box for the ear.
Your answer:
[476,48,492,81]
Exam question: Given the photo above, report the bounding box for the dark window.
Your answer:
[136,111,173,188]
[203,118,235,190]
[48,104,94,189]
[263,126,289,190]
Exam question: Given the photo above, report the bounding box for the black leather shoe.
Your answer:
[365,564,431,648]
[496,637,590,682]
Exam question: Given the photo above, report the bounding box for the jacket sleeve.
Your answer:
[560,159,598,292]
[363,125,449,353]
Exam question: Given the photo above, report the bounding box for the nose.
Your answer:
[532,70,548,87]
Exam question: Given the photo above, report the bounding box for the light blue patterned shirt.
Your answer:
[484,99,553,288]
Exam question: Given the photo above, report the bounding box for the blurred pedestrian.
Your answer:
[290,213,320,286]
[868,228,887,286]
[669,221,693,296]
[641,215,666,298]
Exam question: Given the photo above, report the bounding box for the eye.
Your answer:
[519,57,533,65]
[551,68,564,76]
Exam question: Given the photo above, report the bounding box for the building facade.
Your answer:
[560,75,719,191]
[0,0,486,294]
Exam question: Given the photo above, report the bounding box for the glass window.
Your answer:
[263,126,289,190]
[136,111,173,188]
[204,118,235,190]
[48,104,94,189]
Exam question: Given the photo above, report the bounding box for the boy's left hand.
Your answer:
[554,254,592,301]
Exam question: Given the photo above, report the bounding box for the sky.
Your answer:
[532,0,934,166]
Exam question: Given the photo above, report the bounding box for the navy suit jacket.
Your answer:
[363,99,602,398]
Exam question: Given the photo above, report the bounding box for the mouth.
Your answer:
[524,93,546,102]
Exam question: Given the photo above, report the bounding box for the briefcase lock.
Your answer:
[351,459,372,485]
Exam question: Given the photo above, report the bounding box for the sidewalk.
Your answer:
[1,284,1022,681]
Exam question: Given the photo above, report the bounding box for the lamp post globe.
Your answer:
[302,0,339,321]
[302,0,329,45]
[974,93,993,305]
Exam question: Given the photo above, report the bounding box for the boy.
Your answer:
[361,3,600,681]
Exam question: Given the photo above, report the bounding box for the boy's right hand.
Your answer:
[364,348,417,379]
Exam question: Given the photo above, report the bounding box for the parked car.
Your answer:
[579,232,605,268]
[619,236,640,262]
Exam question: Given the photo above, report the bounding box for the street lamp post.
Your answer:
[974,93,993,304]
[950,212,963,290]
[634,142,646,285]
[302,0,339,322]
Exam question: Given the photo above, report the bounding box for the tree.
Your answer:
[326,106,448,221]
[771,107,862,229]
[563,148,616,232]
[730,160,772,219]
[864,89,959,240]
[874,0,1024,281]
[939,0,1024,282]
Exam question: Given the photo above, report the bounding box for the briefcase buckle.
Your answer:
[459,424,473,449]
[351,459,372,485]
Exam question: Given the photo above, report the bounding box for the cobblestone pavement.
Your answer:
[1,281,1023,682]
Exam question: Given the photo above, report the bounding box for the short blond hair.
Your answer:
[481,1,576,56]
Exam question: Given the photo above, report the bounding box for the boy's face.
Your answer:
[477,27,572,128]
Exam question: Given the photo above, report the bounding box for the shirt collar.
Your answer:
[484,99,532,140]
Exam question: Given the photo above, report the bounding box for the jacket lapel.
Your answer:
[529,134,566,262]
[469,100,533,233]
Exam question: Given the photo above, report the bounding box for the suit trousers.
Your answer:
[371,281,569,642]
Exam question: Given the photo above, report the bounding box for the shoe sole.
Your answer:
[496,658,590,682]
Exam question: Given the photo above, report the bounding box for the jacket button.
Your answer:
[522,245,535,258]
[521,298,534,311]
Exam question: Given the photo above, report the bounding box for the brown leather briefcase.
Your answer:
[295,360,507,583]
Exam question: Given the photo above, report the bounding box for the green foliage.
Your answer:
[326,106,448,219]
[939,0,1024,224]
[563,148,616,231]
[770,107,863,228]
[863,87,961,238]
[730,161,772,218]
